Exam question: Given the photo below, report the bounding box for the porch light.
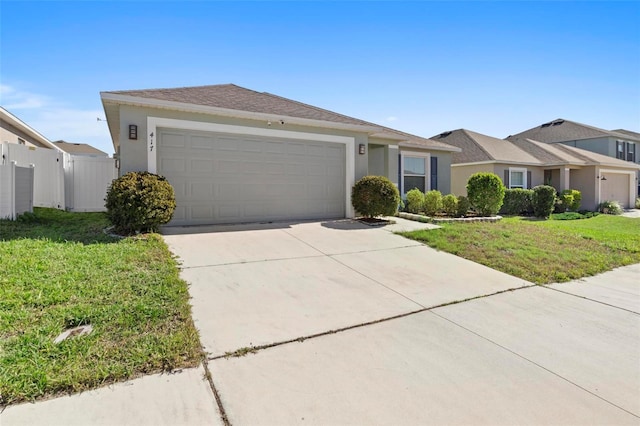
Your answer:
[359,144,366,155]
[129,124,138,140]
[601,176,607,181]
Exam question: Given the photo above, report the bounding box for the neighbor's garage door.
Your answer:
[601,173,630,208]
[158,128,346,226]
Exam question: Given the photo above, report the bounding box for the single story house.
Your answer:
[431,129,640,210]
[100,84,459,226]
[53,140,109,157]
[509,119,640,197]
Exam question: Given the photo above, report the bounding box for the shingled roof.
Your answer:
[101,84,457,152]
[430,129,543,164]
[431,129,640,169]
[53,140,108,156]
[612,129,640,140]
[509,119,640,143]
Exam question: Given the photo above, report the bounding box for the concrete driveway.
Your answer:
[162,218,640,425]
[4,219,638,425]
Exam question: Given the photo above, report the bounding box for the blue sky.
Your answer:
[1,1,639,156]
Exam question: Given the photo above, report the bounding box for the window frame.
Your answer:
[508,167,527,189]
[627,142,636,162]
[400,152,431,196]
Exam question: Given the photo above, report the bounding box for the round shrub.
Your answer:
[466,173,505,217]
[424,190,443,216]
[636,197,640,209]
[598,200,623,215]
[405,188,425,214]
[531,185,557,218]
[105,171,176,234]
[351,175,400,218]
[500,188,533,216]
[442,194,458,217]
[456,196,471,217]
[556,189,582,212]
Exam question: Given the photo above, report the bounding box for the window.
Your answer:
[400,153,430,195]
[508,167,527,189]
[627,142,636,162]
[616,141,625,160]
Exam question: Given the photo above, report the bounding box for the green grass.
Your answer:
[0,208,202,405]
[399,215,640,284]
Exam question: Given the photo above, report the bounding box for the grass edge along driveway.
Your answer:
[399,215,640,284]
[0,208,203,405]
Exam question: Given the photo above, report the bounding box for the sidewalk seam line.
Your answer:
[209,285,534,361]
[540,285,640,316]
[201,360,231,426]
[428,310,640,419]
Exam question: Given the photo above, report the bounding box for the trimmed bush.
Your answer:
[442,194,458,217]
[456,196,471,217]
[531,185,557,218]
[424,190,443,216]
[500,188,533,215]
[351,175,401,218]
[466,173,505,217]
[105,171,176,234]
[405,188,425,214]
[636,197,640,209]
[556,189,582,212]
[598,200,623,215]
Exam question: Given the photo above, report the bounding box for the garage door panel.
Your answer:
[162,132,186,148]
[190,135,214,149]
[601,173,630,208]
[158,128,345,225]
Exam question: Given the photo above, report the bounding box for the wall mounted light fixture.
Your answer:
[601,176,607,181]
[129,124,138,140]
[359,144,366,155]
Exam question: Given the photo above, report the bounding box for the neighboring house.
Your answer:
[1,106,62,150]
[101,84,459,226]
[431,129,640,210]
[509,119,640,198]
[53,140,109,157]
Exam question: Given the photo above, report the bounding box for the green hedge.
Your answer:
[466,173,505,216]
[500,188,533,215]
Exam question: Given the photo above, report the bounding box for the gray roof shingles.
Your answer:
[104,84,457,151]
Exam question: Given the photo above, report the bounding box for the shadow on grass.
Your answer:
[0,208,119,245]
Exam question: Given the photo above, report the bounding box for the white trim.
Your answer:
[508,167,527,189]
[147,116,356,218]
[400,151,431,195]
[597,168,636,208]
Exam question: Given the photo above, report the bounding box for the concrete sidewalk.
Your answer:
[1,366,221,426]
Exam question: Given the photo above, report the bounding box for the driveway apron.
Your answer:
[162,219,531,357]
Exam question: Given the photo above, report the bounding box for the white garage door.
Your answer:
[601,173,630,208]
[158,128,346,226]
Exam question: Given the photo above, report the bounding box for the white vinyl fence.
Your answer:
[0,142,117,217]
[1,142,64,209]
[64,155,117,212]
[0,162,34,220]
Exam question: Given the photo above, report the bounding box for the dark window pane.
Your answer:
[404,176,425,193]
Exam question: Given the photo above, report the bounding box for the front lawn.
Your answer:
[399,215,640,284]
[0,208,202,405]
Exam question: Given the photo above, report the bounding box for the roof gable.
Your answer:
[431,129,542,164]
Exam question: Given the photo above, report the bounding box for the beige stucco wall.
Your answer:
[571,167,597,210]
[450,163,493,196]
